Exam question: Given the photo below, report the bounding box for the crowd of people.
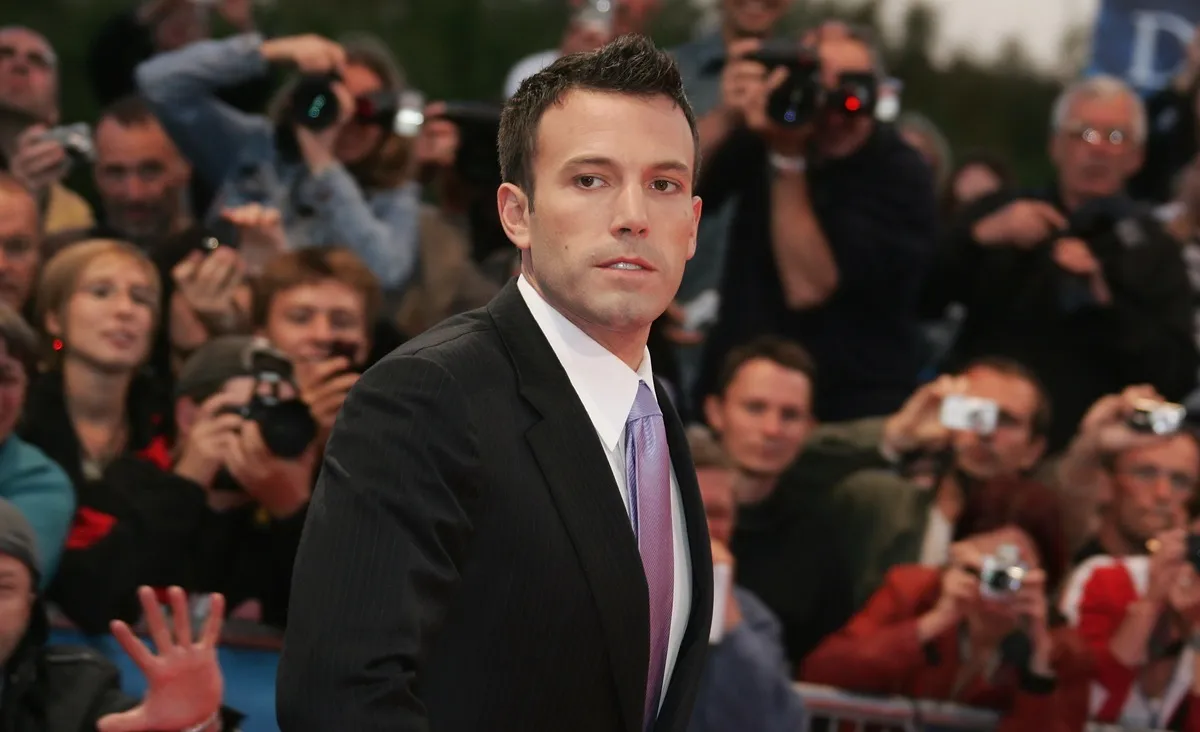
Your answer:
[0,0,1199,728]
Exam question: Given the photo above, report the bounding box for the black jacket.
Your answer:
[18,372,210,633]
[277,281,714,732]
[923,189,1199,451]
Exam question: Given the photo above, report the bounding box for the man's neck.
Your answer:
[1096,520,1141,557]
[733,471,777,505]
[62,357,130,426]
[522,270,649,371]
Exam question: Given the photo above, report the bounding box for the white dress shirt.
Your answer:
[517,275,692,709]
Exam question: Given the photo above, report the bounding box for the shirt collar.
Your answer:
[517,274,655,450]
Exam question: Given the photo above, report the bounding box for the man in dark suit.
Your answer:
[276,34,714,732]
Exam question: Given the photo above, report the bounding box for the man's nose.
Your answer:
[611,184,649,238]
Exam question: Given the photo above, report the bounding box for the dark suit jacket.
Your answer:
[276,281,715,732]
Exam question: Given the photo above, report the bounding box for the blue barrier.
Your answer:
[48,628,280,732]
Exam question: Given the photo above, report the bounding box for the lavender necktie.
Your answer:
[625,381,674,729]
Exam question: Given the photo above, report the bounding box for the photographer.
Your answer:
[1062,489,1200,730]
[694,23,938,421]
[924,75,1198,452]
[801,479,1089,732]
[135,31,422,292]
[251,247,378,442]
[0,26,95,235]
[172,336,316,628]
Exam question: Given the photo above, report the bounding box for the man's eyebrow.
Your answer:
[562,156,692,177]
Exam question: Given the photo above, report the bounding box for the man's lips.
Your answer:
[597,256,655,271]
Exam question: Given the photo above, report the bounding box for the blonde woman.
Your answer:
[19,239,211,634]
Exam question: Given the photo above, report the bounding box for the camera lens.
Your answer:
[291,74,342,132]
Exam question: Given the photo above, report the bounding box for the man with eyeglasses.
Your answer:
[0,26,96,235]
[1057,385,1200,565]
[923,74,1198,453]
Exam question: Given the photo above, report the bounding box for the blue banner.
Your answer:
[1088,0,1198,92]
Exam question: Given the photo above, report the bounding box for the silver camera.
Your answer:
[939,394,999,435]
[1128,398,1186,436]
[979,544,1026,599]
[40,122,94,163]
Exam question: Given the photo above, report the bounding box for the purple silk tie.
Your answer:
[625,381,674,730]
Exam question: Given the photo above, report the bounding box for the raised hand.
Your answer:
[97,586,225,732]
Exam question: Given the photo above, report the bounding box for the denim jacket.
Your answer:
[135,33,420,292]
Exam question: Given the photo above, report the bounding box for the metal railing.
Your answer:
[792,683,1169,732]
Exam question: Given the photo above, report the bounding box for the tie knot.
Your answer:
[627,381,662,423]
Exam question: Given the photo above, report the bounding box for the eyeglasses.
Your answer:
[1062,125,1130,146]
[1119,465,1197,493]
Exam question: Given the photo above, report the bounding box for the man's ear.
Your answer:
[704,394,725,434]
[174,397,198,437]
[497,183,532,252]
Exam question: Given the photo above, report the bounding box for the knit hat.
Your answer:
[175,335,266,403]
[0,499,40,586]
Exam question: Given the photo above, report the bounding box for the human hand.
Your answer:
[224,420,315,518]
[174,391,247,489]
[719,38,767,122]
[710,539,742,632]
[172,246,248,334]
[1009,567,1053,666]
[9,125,68,195]
[881,374,968,457]
[1150,529,1188,604]
[260,34,345,74]
[296,356,361,435]
[220,204,287,274]
[971,199,1067,248]
[97,586,224,732]
[1077,385,1170,456]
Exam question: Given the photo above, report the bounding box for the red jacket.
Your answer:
[800,565,1092,732]
[1061,554,1200,730]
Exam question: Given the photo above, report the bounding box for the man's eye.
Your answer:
[651,180,680,193]
[576,175,603,189]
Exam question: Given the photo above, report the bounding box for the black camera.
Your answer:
[744,42,878,128]
[290,72,344,132]
[746,41,824,128]
[220,343,317,459]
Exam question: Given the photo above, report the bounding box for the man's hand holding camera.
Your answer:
[297,352,362,437]
[9,124,69,196]
[881,375,969,459]
[174,391,246,490]
[259,34,352,172]
[172,246,249,337]
[224,419,314,519]
[972,200,1067,249]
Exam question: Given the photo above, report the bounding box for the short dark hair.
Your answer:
[98,94,157,127]
[715,336,817,397]
[498,34,699,210]
[961,356,1052,440]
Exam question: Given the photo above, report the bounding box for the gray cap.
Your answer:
[0,499,40,583]
[175,335,262,403]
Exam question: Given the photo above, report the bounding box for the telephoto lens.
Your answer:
[291,72,343,131]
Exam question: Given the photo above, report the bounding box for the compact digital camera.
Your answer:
[939,394,999,435]
[1128,398,1186,436]
[979,544,1027,599]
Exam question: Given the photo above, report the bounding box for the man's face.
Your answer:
[499,89,701,349]
[262,279,371,365]
[705,357,814,479]
[0,28,56,122]
[1111,435,1200,546]
[698,465,737,545]
[94,117,191,241]
[722,0,792,38]
[951,366,1046,480]
[0,186,39,312]
[813,37,876,159]
[0,555,33,669]
[1050,93,1144,204]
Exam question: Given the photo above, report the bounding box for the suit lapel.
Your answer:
[653,383,714,731]
[489,282,647,732]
